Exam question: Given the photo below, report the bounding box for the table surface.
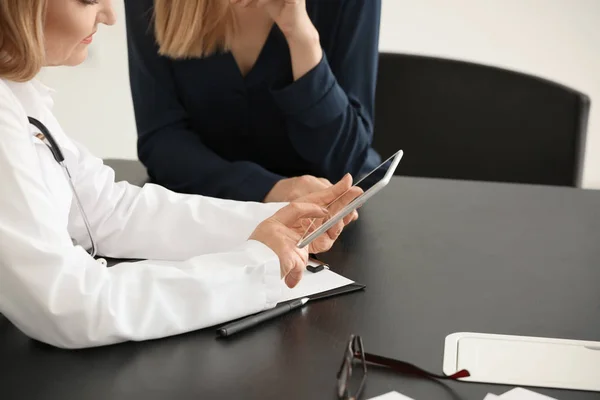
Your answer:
[1,177,599,400]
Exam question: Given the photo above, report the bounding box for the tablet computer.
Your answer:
[297,150,403,249]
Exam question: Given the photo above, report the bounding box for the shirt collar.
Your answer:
[2,78,56,139]
[30,79,56,110]
[31,78,56,95]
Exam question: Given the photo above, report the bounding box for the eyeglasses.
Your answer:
[336,334,470,400]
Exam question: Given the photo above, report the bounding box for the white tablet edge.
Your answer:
[297,150,403,249]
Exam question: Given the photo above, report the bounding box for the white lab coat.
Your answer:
[0,78,287,349]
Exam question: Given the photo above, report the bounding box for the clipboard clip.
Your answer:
[307,263,330,273]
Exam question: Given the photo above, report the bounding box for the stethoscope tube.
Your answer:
[28,117,98,259]
[28,117,65,163]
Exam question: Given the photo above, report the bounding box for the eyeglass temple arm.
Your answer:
[362,352,470,380]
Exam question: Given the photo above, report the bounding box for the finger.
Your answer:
[318,178,332,187]
[309,238,333,255]
[311,174,353,206]
[284,250,307,288]
[329,173,353,198]
[285,267,303,288]
[327,186,362,215]
[274,202,328,227]
[298,175,329,192]
[342,210,358,225]
[323,210,357,244]
[326,218,345,240]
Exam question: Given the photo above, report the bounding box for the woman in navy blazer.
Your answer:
[125,0,382,202]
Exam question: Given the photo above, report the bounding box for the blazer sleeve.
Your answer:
[271,0,382,181]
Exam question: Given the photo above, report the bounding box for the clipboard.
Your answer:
[304,282,365,302]
[276,282,366,306]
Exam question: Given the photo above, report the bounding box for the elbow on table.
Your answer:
[6,294,125,350]
[20,312,122,350]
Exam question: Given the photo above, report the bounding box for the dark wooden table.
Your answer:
[1,177,599,400]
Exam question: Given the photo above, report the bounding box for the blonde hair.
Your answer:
[154,0,235,59]
[0,0,46,82]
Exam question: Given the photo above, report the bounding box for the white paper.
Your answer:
[497,387,559,399]
[483,395,501,400]
[277,261,354,303]
[368,391,415,400]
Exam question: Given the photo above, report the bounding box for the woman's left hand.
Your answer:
[230,0,316,40]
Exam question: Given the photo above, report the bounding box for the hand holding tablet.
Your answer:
[297,150,403,249]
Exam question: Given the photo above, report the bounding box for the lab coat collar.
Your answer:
[2,77,77,156]
[29,78,56,111]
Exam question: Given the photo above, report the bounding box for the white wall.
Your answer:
[39,0,136,160]
[39,0,600,188]
[379,0,600,188]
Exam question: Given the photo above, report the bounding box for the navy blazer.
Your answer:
[125,0,382,201]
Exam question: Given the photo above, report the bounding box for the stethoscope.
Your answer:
[28,117,98,259]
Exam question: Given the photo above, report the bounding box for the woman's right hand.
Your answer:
[249,202,328,288]
[251,175,359,288]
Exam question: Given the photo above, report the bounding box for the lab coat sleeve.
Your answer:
[68,142,286,260]
[0,86,282,349]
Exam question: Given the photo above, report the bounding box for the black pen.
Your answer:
[216,297,309,337]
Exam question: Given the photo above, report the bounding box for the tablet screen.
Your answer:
[353,156,396,192]
[298,151,402,248]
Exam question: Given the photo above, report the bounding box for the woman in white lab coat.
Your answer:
[0,0,360,349]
